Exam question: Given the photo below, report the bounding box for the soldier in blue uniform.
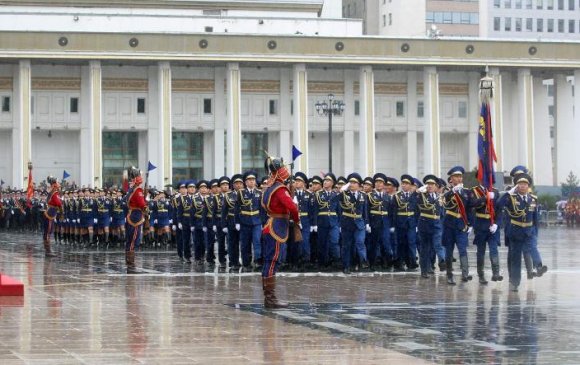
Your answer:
[308,175,323,267]
[236,171,264,271]
[214,176,230,269]
[293,172,314,271]
[95,188,112,246]
[312,173,341,271]
[366,173,393,271]
[338,173,369,274]
[384,177,399,269]
[176,181,194,263]
[111,188,126,247]
[471,172,503,284]
[153,190,172,247]
[79,188,96,245]
[192,180,208,267]
[442,166,474,285]
[201,180,217,268]
[223,174,244,271]
[415,175,444,278]
[393,174,418,272]
[497,173,539,292]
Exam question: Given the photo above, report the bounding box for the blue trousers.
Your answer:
[299,224,311,262]
[508,236,532,287]
[240,223,262,266]
[443,225,468,260]
[227,222,240,267]
[418,229,437,274]
[180,225,192,259]
[262,234,287,278]
[530,234,543,268]
[215,225,227,264]
[193,228,206,261]
[396,225,417,266]
[317,225,340,265]
[474,229,500,262]
[341,226,367,269]
[432,226,445,262]
[126,223,143,252]
[205,225,215,263]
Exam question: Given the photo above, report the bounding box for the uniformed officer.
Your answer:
[214,176,230,269]
[111,188,126,247]
[339,173,369,274]
[393,174,418,272]
[237,171,264,271]
[308,175,323,266]
[293,172,314,271]
[95,188,112,246]
[203,179,218,268]
[415,175,444,278]
[222,174,244,271]
[192,180,208,267]
[442,166,474,285]
[312,173,341,270]
[79,188,95,245]
[366,173,393,271]
[153,190,172,247]
[498,173,539,292]
[176,181,194,263]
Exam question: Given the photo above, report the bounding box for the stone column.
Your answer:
[489,67,504,172]
[214,66,226,177]
[279,68,291,162]
[343,69,356,175]
[406,71,418,176]
[226,63,242,175]
[517,68,535,173]
[555,74,578,183]
[80,60,102,188]
[293,64,309,173]
[423,66,441,175]
[532,77,553,185]
[359,66,376,177]
[467,72,480,171]
[12,60,31,189]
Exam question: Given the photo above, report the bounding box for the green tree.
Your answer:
[561,171,579,198]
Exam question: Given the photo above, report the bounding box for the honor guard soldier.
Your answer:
[335,176,347,193]
[366,173,393,271]
[111,188,126,246]
[153,189,172,247]
[79,188,95,245]
[498,173,539,292]
[236,171,264,271]
[312,173,341,270]
[471,172,503,284]
[393,174,419,272]
[308,175,323,266]
[214,177,230,269]
[338,173,369,274]
[192,180,208,267]
[293,172,314,271]
[201,180,217,268]
[416,175,445,278]
[443,166,474,285]
[260,155,300,308]
[125,166,147,273]
[176,181,194,263]
[95,188,112,246]
[43,176,62,257]
[223,174,244,271]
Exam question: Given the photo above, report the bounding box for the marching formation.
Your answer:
[0,163,548,292]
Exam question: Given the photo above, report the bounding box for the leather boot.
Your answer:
[44,240,57,258]
[535,263,548,277]
[126,251,139,274]
[262,276,288,309]
[446,258,456,285]
[524,253,535,279]
[490,255,503,281]
[459,255,473,282]
[477,257,488,284]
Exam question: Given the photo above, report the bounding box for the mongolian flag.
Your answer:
[291,145,303,161]
[26,163,34,208]
[147,161,156,172]
[63,170,71,181]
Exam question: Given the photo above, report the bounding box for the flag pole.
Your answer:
[479,66,496,225]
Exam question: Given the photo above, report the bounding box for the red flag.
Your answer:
[26,163,33,208]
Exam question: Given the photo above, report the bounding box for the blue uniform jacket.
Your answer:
[443,188,473,230]
[235,189,263,226]
[367,190,392,229]
[311,189,340,227]
[393,190,418,229]
[339,190,368,230]
[497,192,538,240]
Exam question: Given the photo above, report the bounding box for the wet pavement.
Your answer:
[0,228,579,364]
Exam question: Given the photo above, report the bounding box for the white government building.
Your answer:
[0,0,578,189]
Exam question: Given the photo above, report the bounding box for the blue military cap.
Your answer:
[510,165,529,177]
[423,174,438,185]
[386,177,400,188]
[347,172,363,185]
[310,175,323,185]
[413,178,423,187]
[294,171,308,183]
[231,174,244,184]
[196,180,208,189]
[447,166,465,176]
[218,176,231,185]
[437,178,447,188]
[243,170,257,181]
[324,172,337,184]
[187,180,197,188]
[514,173,533,185]
[337,176,348,185]
[400,174,414,185]
[373,173,388,184]
[209,179,219,188]
[363,176,374,186]
[260,176,269,186]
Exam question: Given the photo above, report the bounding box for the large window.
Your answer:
[102,132,138,188]
[172,132,203,182]
[547,18,554,32]
[537,18,544,32]
[526,18,533,31]
[494,17,501,31]
[505,17,512,31]
[242,132,268,172]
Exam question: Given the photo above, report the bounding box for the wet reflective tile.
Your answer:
[0,228,579,364]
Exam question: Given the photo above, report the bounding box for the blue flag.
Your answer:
[477,102,497,189]
[291,145,303,161]
[147,161,157,172]
[62,170,70,180]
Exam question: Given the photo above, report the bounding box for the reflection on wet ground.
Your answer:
[0,228,579,364]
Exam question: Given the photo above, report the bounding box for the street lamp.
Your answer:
[315,93,344,173]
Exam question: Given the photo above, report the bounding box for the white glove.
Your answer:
[489,224,498,234]
[292,196,299,205]
[213,225,217,233]
[339,227,342,233]
[365,224,371,233]
[488,192,495,199]
[154,219,158,224]
[298,223,303,230]
[415,227,419,233]
[452,184,463,193]
[77,219,80,223]
[222,227,228,234]
[418,185,427,193]
[235,223,240,231]
[178,222,183,230]
[190,227,194,232]
[172,225,176,231]
[110,217,112,222]
[169,219,173,224]
[509,186,517,195]
[390,227,395,233]
[93,218,98,224]
[313,225,318,233]
[340,182,350,192]
[310,226,315,233]
[467,226,473,234]
[202,227,207,233]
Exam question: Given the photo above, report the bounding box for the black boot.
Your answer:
[490,255,503,281]
[535,263,548,277]
[477,257,488,284]
[446,258,456,285]
[263,276,288,309]
[524,253,535,279]
[460,255,473,282]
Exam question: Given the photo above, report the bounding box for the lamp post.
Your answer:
[315,94,344,173]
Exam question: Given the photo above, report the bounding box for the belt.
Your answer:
[228,213,235,217]
[182,213,190,217]
[48,204,59,209]
[241,210,259,216]
[216,214,222,218]
[342,212,362,219]
[269,213,288,219]
[397,211,414,216]
[98,210,108,213]
[194,214,203,219]
[299,212,309,216]
[81,209,92,212]
[158,209,168,213]
[420,213,440,220]
[446,210,461,218]
[318,212,337,216]
[370,210,388,216]
[113,209,123,213]
[476,213,491,219]
[511,219,533,227]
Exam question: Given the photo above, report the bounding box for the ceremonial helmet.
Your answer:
[127,166,141,180]
[264,153,290,181]
[46,176,57,185]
